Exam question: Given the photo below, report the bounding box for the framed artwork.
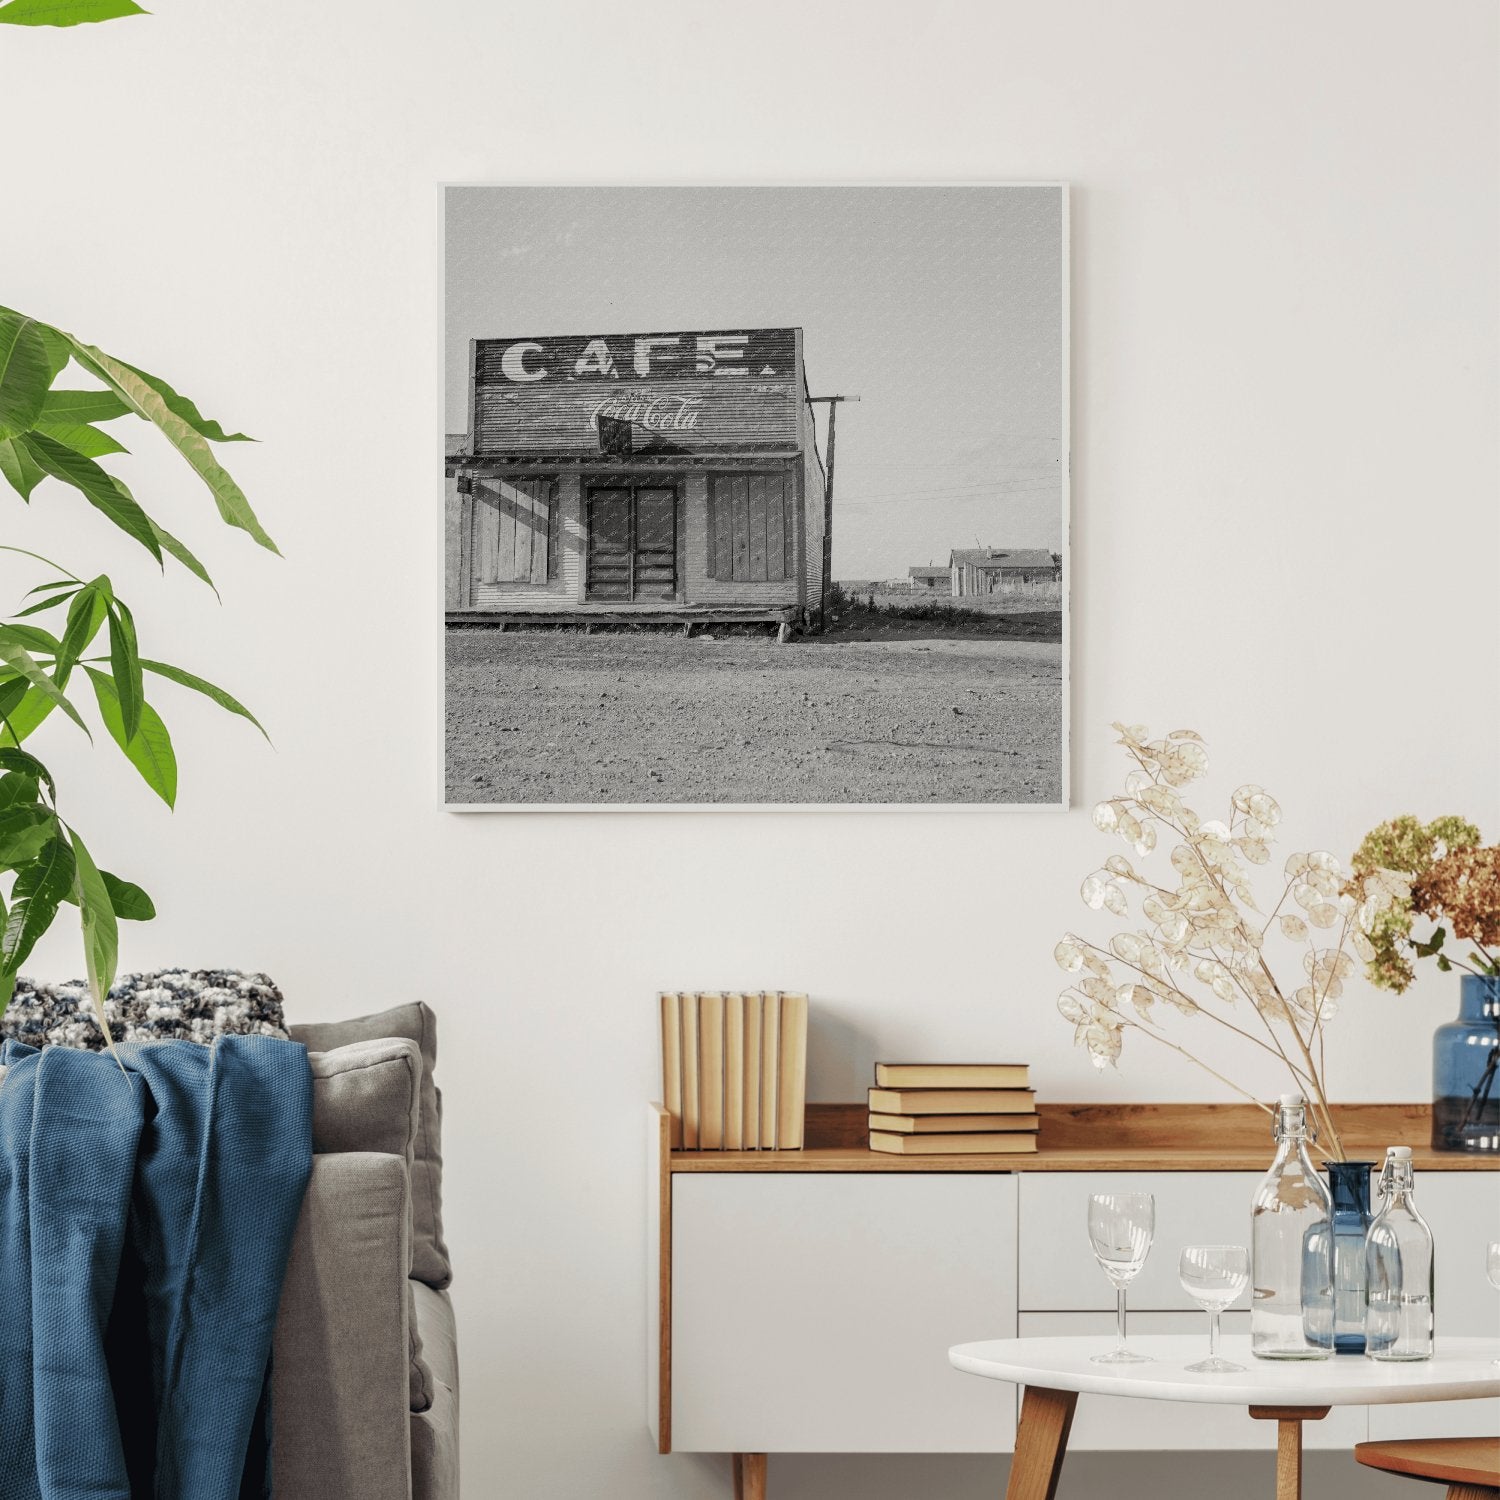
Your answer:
[443,184,1068,809]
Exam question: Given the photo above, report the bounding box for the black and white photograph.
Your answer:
[443,184,1068,808]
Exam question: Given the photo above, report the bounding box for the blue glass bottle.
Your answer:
[1432,975,1500,1154]
[1319,1159,1375,1353]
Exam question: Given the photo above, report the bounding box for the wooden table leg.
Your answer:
[1248,1405,1331,1500]
[1445,1487,1500,1500]
[732,1453,766,1500]
[1006,1386,1078,1500]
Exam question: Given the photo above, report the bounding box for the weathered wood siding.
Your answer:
[472,329,801,458]
[445,475,465,609]
[468,474,583,608]
[683,472,800,606]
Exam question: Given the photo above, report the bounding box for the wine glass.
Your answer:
[1180,1245,1249,1372]
[1487,1242,1500,1364]
[1087,1192,1155,1364]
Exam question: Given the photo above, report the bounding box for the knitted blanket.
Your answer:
[0,1034,312,1500]
[1,968,288,1051]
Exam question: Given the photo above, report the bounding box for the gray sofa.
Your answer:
[272,1003,459,1500]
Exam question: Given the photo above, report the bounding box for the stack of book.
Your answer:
[660,992,808,1151]
[867,1062,1039,1155]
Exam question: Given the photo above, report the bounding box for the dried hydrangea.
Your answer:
[1056,723,1400,1161]
[1346,815,1488,992]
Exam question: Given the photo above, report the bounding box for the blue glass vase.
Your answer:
[1432,976,1500,1154]
[1322,1159,1375,1353]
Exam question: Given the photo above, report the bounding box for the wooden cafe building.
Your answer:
[444,328,827,631]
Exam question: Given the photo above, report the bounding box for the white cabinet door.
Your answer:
[1020,1172,1263,1311]
[1367,1171,1500,1442]
[1016,1312,1368,1450]
[672,1173,1018,1453]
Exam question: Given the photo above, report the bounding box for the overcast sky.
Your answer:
[445,185,1065,579]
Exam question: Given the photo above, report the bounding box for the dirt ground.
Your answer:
[445,624,1064,805]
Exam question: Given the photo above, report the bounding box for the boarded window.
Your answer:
[707,474,794,582]
[470,477,559,585]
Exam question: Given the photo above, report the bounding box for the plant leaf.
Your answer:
[56,581,107,686]
[1,832,75,980]
[0,436,45,500]
[0,806,55,865]
[116,360,252,443]
[149,521,216,592]
[13,593,75,618]
[39,389,131,425]
[65,342,277,553]
[67,828,119,1050]
[0,772,38,812]
[0,0,148,23]
[101,870,153,921]
[0,677,27,723]
[31,416,129,459]
[17,432,163,562]
[0,631,89,737]
[0,747,54,793]
[84,666,175,804]
[0,309,51,441]
[139,657,267,739]
[106,598,142,743]
[0,623,61,656]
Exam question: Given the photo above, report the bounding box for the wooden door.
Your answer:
[586,485,677,602]
[586,488,632,600]
[633,487,677,601]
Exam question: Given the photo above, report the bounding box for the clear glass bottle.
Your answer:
[1251,1093,1334,1359]
[1364,1146,1435,1360]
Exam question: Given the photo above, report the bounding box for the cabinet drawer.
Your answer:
[1016,1312,1368,1450]
[1020,1172,1262,1311]
[672,1173,1017,1453]
[1367,1172,1500,1442]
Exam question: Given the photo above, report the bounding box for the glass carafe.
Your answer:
[1251,1093,1334,1360]
[1365,1146,1435,1360]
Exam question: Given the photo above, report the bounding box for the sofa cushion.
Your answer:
[308,1038,422,1164]
[0,969,287,1050]
[410,1285,459,1500]
[306,1037,433,1412]
[290,1003,450,1289]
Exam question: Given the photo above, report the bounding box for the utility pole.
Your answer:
[806,394,858,626]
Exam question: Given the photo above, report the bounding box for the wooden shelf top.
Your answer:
[667,1102,1500,1174]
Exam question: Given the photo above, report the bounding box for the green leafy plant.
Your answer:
[0,304,274,1032]
[0,0,146,26]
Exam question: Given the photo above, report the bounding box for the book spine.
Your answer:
[742,991,762,1150]
[680,993,700,1150]
[777,992,808,1150]
[760,990,779,1149]
[660,992,682,1149]
[698,993,724,1150]
[724,992,744,1151]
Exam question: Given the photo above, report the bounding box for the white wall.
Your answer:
[4,3,1495,1497]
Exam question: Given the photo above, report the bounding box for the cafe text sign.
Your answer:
[471,329,801,456]
[475,329,797,385]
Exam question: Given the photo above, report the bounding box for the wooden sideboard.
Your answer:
[646,1102,1500,1496]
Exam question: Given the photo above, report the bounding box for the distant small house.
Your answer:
[909,566,951,593]
[948,547,1058,596]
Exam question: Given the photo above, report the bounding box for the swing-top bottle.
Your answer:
[1251,1093,1334,1359]
[1364,1146,1434,1361]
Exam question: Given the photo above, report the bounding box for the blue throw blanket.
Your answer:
[0,1035,312,1500]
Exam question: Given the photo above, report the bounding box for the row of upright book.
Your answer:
[868,1061,1039,1154]
[660,991,807,1150]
